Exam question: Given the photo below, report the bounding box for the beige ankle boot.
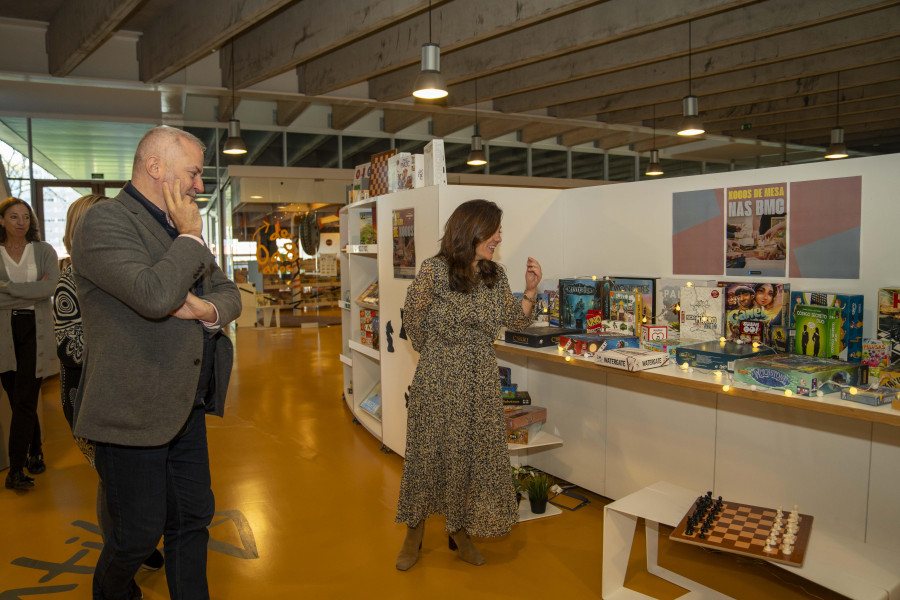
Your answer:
[396,522,425,571]
[449,529,485,566]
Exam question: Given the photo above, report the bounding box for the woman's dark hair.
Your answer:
[0,197,41,243]
[438,199,502,293]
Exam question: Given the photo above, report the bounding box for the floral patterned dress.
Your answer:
[395,256,534,537]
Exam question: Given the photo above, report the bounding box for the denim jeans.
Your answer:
[93,406,214,600]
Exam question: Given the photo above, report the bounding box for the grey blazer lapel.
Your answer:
[116,191,175,250]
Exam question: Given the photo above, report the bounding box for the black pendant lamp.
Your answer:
[412,0,448,99]
[825,72,848,160]
[223,42,247,155]
[678,21,705,137]
[467,80,487,166]
[646,105,663,176]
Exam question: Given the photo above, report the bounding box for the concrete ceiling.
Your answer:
[0,0,897,176]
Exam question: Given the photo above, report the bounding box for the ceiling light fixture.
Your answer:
[646,105,663,176]
[467,79,487,166]
[825,71,849,160]
[678,21,705,137]
[223,41,247,155]
[412,0,448,99]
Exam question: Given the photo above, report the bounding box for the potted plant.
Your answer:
[511,465,529,506]
[525,472,554,514]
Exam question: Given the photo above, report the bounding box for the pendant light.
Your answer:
[825,71,848,160]
[467,79,487,166]
[646,104,663,176]
[678,21,705,136]
[412,0,448,99]
[223,41,247,155]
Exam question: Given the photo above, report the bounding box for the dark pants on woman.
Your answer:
[92,406,214,600]
[1,310,43,472]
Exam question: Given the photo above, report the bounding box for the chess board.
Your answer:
[669,496,814,566]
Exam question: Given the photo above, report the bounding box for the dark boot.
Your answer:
[26,452,46,475]
[5,469,35,490]
[396,521,425,571]
[449,529,485,566]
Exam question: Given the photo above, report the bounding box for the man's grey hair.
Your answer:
[132,126,206,174]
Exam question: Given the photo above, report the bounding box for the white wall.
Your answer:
[560,154,900,340]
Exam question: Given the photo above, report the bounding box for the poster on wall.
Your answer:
[392,208,415,279]
[672,189,725,275]
[788,176,861,279]
[725,183,787,277]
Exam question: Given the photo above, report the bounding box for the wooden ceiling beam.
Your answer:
[217,96,241,123]
[560,127,618,148]
[494,8,900,114]
[226,0,427,90]
[582,62,900,125]
[519,123,578,145]
[47,0,143,77]
[331,106,374,130]
[432,114,473,138]
[303,0,597,97]
[276,101,311,127]
[139,0,293,83]
[369,0,759,102]
[382,109,427,134]
[547,37,900,121]
[477,118,526,141]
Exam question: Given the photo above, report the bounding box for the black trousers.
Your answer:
[1,310,43,472]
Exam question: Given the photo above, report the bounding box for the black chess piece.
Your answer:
[385,320,395,353]
[685,525,694,536]
[698,531,707,539]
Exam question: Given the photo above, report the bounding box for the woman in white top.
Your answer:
[0,197,58,490]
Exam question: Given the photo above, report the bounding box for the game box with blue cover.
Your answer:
[733,354,868,397]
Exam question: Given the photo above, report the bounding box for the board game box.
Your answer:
[602,289,641,336]
[793,304,842,359]
[655,278,719,337]
[541,279,560,326]
[862,338,892,375]
[789,291,863,362]
[558,333,640,357]
[871,364,900,388]
[679,286,725,342]
[877,287,900,365]
[507,421,543,444]
[675,340,775,373]
[718,282,789,343]
[840,385,900,407]
[769,325,794,353]
[504,325,578,348]
[596,347,669,372]
[733,354,868,396]
[601,276,657,323]
[504,406,547,431]
[641,323,668,341]
[642,338,692,358]
[559,278,604,331]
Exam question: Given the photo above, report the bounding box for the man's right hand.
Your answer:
[163,180,202,237]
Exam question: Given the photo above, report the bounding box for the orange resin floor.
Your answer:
[1,313,846,599]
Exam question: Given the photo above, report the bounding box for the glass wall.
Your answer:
[486,145,527,176]
[286,133,339,168]
[531,148,568,179]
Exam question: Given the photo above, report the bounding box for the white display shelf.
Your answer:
[349,339,381,361]
[339,354,352,367]
[340,300,351,310]
[355,408,383,441]
[508,430,563,452]
[493,341,900,427]
[346,244,377,254]
[355,300,379,311]
[518,492,563,522]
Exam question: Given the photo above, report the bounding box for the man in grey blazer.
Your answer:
[72,126,241,600]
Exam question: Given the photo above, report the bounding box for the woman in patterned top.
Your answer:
[395,199,542,570]
[54,194,164,571]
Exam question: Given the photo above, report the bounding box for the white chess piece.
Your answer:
[782,543,793,555]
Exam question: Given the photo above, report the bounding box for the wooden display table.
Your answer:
[602,481,900,600]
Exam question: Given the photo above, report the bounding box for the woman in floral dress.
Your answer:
[395,199,542,570]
